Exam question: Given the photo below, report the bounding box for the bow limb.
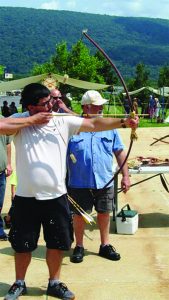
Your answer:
[82,30,137,141]
[82,30,137,190]
[82,31,132,108]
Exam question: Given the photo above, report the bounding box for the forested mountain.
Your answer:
[0,7,169,79]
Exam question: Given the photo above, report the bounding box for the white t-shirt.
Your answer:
[12,112,83,200]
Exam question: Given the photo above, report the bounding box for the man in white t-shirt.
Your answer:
[1,83,138,300]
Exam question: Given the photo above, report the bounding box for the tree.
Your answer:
[127,63,150,92]
[67,40,103,83]
[32,42,69,76]
[94,51,118,86]
[32,61,55,75]
[32,40,103,84]
[52,41,69,74]
[0,65,5,80]
[133,63,149,89]
[31,40,107,95]
[126,63,150,104]
[158,65,169,87]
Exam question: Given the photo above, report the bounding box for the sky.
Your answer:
[0,0,169,20]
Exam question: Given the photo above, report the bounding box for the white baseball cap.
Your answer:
[81,90,108,106]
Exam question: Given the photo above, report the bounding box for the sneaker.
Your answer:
[70,246,84,263]
[99,244,121,261]
[4,282,27,300]
[46,282,75,300]
[0,233,8,241]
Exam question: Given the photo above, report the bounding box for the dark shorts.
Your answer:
[68,186,114,214]
[9,195,73,253]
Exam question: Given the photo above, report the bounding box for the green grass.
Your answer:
[17,106,22,113]
[138,118,168,127]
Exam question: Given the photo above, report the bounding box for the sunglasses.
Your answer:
[52,96,63,100]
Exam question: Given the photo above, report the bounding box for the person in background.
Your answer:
[1,83,138,300]
[9,102,18,115]
[4,171,17,229]
[0,115,13,240]
[133,98,138,114]
[123,98,131,116]
[154,97,161,122]
[20,98,27,112]
[1,100,11,117]
[50,88,75,114]
[67,90,131,264]
[148,95,156,120]
[140,99,146,117]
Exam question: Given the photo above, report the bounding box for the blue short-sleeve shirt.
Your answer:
[67,129,124,189]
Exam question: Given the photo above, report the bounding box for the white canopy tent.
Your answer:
[122,86,169,97]
[164,116,169,123]
[0,73,111,93]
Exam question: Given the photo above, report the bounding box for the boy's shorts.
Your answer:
[68,186,114,214]
[9,195,73,253]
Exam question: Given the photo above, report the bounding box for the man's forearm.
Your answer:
[0,113,52,135]
[80,116,138,132]
[7,144,12,165]
[115,150,131,192]
[0,117,33,135]
[115,150,129,177]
